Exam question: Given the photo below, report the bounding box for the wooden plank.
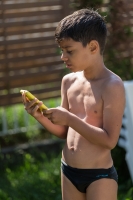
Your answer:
[0,15,61,28]
[0,70,64,89]
[0,65,6,71]
[0,65,63,76]
[0,91,61,106]
[10,76,62,88]
[0,35,55,45]
[1,86,61,100]
[0,61,63,72]
[0,67,63,80]
[6,39,57,50]
[5,26,56,36]
[0,76,62,91]
[1,67,64,81]
[8,55,62,69]
[0,80,62,95]
[3,9,61,19]
[0,1,61,10]
[1,85,61,98]
[6,48,58,61]
[0,94,61,106]
[5,43,58,54]
[0,52,60,64]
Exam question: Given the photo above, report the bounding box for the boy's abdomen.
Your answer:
[62,129,113,169]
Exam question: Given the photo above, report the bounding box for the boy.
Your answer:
[22,9,125,200]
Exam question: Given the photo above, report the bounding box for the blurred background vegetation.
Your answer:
[0,0,133,199]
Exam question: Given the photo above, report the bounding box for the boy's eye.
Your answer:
[67,51,73,54]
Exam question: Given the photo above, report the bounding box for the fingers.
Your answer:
[47,114,52,121]
[43,112,52,120]
[21,91,30,109]
[43,108,53,114]
[24,101,38,115]
[21,91,26,104]
[22,93,40,114]
[25,98,37,110]
[42,109,54,122]
[26,104,39,115]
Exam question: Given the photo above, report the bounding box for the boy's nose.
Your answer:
[61,53,68,61]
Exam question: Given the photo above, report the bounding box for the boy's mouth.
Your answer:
[65,63,72,69]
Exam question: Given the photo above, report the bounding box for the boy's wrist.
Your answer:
[33,112,44,121]
[66,112,74,127]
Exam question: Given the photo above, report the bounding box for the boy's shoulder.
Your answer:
[103,70,125,97]
[105,70,124,87]
[62,72,80,82]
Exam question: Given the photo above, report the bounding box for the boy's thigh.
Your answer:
[86,178,118,200]
[61,172,86,200]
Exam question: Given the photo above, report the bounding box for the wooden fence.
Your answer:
[0,0,133,139]
[0,0,71,106]
[0,0,133,107]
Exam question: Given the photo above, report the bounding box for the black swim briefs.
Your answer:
[61,159,118,193]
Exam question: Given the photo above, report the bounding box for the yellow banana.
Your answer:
[20,90,48,111]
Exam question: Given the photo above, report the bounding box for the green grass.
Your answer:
[0,147,132,200]
[0,150,62,200]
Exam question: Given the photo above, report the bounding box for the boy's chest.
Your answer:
[67,80,103,117]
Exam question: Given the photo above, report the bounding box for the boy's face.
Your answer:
[58,38,97,73]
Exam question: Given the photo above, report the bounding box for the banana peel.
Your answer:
[20,90,48,111]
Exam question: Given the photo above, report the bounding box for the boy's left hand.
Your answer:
[43,107,69,125]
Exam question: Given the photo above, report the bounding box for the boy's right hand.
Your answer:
[22,92,44,118]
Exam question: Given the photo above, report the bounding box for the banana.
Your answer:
[20,90,48,111]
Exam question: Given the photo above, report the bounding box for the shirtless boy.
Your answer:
[22,9,125,200]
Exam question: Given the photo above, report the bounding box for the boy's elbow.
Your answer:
[56,132,67,139]
[56,126,68,139]
[59,134,67,139]
[103,130,118,150]
[105,138,118,150]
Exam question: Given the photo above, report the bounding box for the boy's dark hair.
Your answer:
[55,8,107,54]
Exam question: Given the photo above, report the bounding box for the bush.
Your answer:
[0,149,62,200]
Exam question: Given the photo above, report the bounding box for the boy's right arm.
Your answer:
[22,77,69,139]
[33,110,68,139]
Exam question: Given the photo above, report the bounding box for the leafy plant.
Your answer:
[0,150,62,200]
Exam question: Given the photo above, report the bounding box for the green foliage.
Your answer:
[111,146,133,199]
[0,144,132,200]
[104,49,132,80]
[0,98,61,148]
[0,150,62,200]
[118,186,133,200]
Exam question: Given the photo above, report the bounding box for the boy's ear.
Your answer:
[88,40,99,53]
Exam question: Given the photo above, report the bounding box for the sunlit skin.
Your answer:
[22,38,125,200]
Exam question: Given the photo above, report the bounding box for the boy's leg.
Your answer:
[61,171,86,200]
[86,178,118,200]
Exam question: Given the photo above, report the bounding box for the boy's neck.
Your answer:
[83,55,107,81]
